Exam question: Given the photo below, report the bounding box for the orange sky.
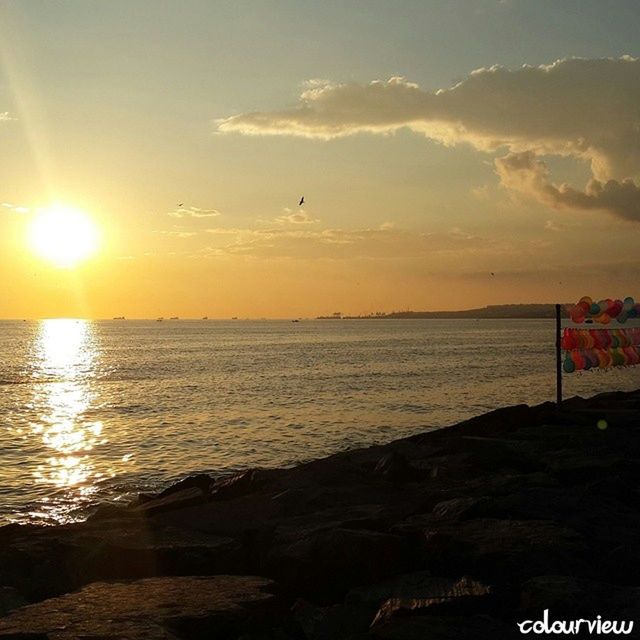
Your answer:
[1,2,639,318]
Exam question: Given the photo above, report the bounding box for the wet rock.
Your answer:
[89,502,137,521]
[157,473,216,499]
[131,486,208,515]
[212,469,281,501]
[0,575,278,640]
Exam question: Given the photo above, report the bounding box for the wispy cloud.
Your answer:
[201,225,496,260]
[276,209,319,224]
[168,206,220,219]
[2,202,30,214]
[0,112,15,122]
[218,56,640,220]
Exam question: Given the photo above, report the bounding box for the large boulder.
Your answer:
[0,588,26,617]
[412,518,589,582]
[0,575,278,640]
[264,527,410,600]
[0,524,245,600]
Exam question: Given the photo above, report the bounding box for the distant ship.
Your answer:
[156,317,164,322]
[113,316,125,320]
[231,317,238,320]
[170,316,179,320]
[292,319,300,323]
[202,316,208,320]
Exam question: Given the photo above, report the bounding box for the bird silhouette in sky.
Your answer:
[298,196,304,206]
[177,203,184,207]
[490,272,495,276]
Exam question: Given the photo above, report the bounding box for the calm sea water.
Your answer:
[1,318,638,525]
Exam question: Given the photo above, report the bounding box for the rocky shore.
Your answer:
[1,390,640,639]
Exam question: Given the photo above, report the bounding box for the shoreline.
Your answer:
[1,390,640,638]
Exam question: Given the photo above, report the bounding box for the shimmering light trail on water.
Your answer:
[0,318,637,525]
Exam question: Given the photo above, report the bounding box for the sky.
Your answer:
[0,0,639,318]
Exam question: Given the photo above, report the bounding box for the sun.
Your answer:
[28,205,100,268]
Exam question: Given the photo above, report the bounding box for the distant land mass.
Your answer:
[318,304,569,320]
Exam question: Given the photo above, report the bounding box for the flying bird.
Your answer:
[177,203,184,207]
[490,272,495,276]
[298,196,304,206]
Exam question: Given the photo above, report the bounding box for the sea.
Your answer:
[1,318,638,526]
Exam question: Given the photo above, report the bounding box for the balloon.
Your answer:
[579,296,593,306]
[596,349,608,368]
[571,309,584,324]
[624,296,634,308]
[601,314,612,325]
[590,303,601,316]
[618,311,628,324]
[623,347,637,365]
[572,351,585,370]
[612,348,625,366]
[563,356,576,373]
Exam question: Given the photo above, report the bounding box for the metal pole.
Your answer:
[555,303,562,406]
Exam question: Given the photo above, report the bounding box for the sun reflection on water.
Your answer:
[30,319,106,520]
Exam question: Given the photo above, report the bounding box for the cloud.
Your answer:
[276,209,318,224]
[544,218,581,232]
[0,112,15,122]
[496,151,640,221]
[202,225,494,260]
[218,56,640,219]
[2,202,29,214]
[168,206,220,219]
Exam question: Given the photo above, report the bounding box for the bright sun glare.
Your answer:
[29,205,100,268]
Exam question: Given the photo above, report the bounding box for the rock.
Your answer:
[0,587,27,617]
[416,519,589,582]
[0,575,278,640]
[520,575,640,619]
[131,486,208,515]
[0,524,246,601]
[372,579,492,626]
[373,452,422,483]
[157,473,215,499]
[80,525,246,578]
[430,497,486,521]
[292,599,374,640]
[212,469,279,501]
[89,502,137,521]
[264,528,410,599]
[367,614,514,639]
[347,572,490,610]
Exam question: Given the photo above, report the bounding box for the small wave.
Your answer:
[0,377,62,385]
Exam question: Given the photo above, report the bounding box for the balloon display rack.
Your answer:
[556,296,640,406]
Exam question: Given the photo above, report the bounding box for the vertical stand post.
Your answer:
[555,303,562,406]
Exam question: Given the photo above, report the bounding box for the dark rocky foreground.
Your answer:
[1,391,640,639]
